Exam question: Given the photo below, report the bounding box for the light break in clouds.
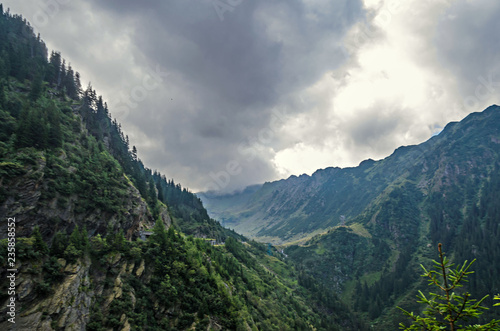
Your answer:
[3,0,500,192]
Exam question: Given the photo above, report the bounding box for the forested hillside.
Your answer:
[202,106,500,246]
[204,105,500,328]
[0,7,362,330]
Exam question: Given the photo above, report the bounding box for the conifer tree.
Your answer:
[50,232,69,257]
[0,81,5,108]
[48,51,61,86]
[74,71,82,98]
[399,244,500,330]
[47,101,62,148]
[131,145,138,161]
[64,64,77,99]
[151,218,168,247]
[16,106,42,148]
[29,73,43,101]
[69,225,82,251]
[32,226,49,255]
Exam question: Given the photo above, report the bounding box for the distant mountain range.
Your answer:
[201,105,500,328]
[200,105,500,244]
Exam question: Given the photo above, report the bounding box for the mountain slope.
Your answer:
[0,8,361,330]
[200,105,500,244]
[202,104,500,328]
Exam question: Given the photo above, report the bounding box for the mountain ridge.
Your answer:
[200,104,500,243]
[214,104,500,328]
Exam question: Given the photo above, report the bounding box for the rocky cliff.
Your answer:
[0,148,163,243]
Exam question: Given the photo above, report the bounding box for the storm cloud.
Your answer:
[3,0,500,192]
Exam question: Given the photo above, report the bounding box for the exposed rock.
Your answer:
[17,278,34,300]
[136,259,145,277]
[64,262,81,274]
[129,289,136,308]
[0,257,92,331]
[126,261,135,274]
[107,252,122,266]
[113,276,123,299]
[119,262,128,276]
[121,316,131,331]
[0,152,156,244]
[58,258,67,268]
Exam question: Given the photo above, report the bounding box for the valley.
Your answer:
[0,4,499,330]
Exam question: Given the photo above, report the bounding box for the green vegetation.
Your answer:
[0,217,361,330]
[399,244,500,330]
[0,6,240,241]
[1,5,500,330]
[0,7,360,330]
[284,161,500,329]
[204,102,500,329]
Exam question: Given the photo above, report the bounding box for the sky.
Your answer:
[3,0,500,193]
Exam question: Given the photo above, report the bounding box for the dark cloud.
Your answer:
[4,0,498,192]
[347,105,410,151]
[434,1,500,110]
[80,0,365,191]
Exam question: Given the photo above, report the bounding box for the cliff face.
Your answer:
[5,257,94,331]
[0,99,174,330]
[0,149,160,243]
[1,253,153,331]
[0,140,172,330]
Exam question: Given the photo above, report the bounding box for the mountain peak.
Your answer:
[202,105,500,242]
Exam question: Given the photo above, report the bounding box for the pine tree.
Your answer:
[149,179,157,205]
[46,101,62,148]
[0,81,5,108]
[399,244,500,330]
[60,59,66,91]
[50,232,69,257]
[81,226,89,249]
[64,64,77,99]
[32,226,49,255]
[48,51,62,87]
[74,71,82,98]
[69,225,83,251]
[16,106,41,148]
[131,145,138,161]
[29,73,43,101]
[151,218,168,247]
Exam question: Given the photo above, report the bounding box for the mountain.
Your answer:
[1,6,499,330]
[202,105,500,328]
[0,8,362,330]
[200,105,500,244]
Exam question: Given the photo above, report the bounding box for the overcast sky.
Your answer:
[4,0,500,192]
